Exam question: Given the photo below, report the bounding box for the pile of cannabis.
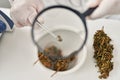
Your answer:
[38,46,75,71]
[93,27,114,79]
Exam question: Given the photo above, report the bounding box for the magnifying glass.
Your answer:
[31,5,97,61]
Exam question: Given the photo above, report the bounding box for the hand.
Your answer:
[10,0,44,27]
[86,0,120,19]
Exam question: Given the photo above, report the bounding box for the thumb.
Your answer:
[28,9,38,25]
[88,0,119,19]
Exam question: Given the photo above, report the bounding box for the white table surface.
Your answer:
[0,8,120,80]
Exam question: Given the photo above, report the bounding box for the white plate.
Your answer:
[0,8,120,80]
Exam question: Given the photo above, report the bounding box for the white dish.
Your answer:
[36,25,87,75]
[0,8,120,80]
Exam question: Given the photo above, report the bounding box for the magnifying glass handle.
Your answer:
[83,6,98,17]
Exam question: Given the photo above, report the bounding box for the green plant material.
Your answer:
[93,27,114,79]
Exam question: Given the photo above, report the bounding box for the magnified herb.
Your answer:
[93,27,114,79]
[36,45,76,77]
[57,35,63,42]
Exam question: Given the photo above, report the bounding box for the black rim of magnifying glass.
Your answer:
[31,5,88,59]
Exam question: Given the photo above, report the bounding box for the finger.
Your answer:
[33,0,44,13]
[86,0,102,8]
[27,8,38,24]
[89,0,113,19]
[36,0,44,12]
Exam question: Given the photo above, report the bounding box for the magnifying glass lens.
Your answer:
[32,6,87,59]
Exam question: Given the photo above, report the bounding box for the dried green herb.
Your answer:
[57,35,63,42]
[93,27,114,79]
[37,45,75,76]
